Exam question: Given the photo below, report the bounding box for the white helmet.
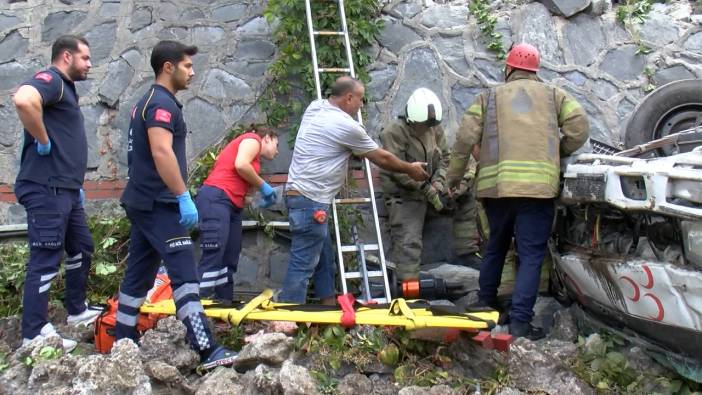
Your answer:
[405,88,442,126]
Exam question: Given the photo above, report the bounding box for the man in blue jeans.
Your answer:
[279,76,429,304]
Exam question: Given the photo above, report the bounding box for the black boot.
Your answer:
[509,320,545,341]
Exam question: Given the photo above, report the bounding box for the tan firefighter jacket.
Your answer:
[447,70,589,199]
[380,119,474,200]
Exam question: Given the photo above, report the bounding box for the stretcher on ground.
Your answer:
[139,289,499,331]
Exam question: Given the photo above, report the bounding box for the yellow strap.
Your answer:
[224,288,274,326]
[389,298,427,329]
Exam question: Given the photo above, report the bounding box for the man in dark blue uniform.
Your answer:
[13,35,101,352]
[116,40,236,369]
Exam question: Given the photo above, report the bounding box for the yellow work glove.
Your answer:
[423,184,444,212]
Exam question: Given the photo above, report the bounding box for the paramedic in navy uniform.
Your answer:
[13,35,101,352]
[115,40,237,369]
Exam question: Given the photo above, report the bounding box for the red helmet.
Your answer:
[506,43,540,72]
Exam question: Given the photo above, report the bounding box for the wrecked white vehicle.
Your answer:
[549,80,702,382]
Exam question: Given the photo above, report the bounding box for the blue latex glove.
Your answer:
[258,194,275,209]
[35,138,51,156]
[79,188,85,206]
[259,182,276,201]
[176,191,198,229]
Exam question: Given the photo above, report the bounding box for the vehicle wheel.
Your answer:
[624,79,702,157]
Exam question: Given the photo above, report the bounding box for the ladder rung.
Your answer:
[314,31,344,36]
[343,270,385,280]
[340,243,379,253]
[335,197,371,204]
[319,68,351,73]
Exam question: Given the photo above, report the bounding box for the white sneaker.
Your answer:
[22,323,77,353]
[67,303,103,327]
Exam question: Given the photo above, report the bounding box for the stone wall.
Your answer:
[1,0,701,292]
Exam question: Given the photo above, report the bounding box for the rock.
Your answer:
[475,58,504,83]
[130,7,152,31]
[202,68,253,101]
[41,11,86,43]
[0,363,31,394]
[449,337,503,378]
[98,59,134,107]
[138,316,200,370]
[591,79,618,101]
[73,339,152,394]
[550,307,578,342]
[99,2,120,18]
[564,71,588,86]
[278,360,321,395]
[399,384,458,395]
[121,48,142,69]
[0,62,38,90]
[84,22,117,63]
[390,1,422,19]
[145,360,183,384]
[654,65,695,86]
[28,353,80,393]
[158,1,180,22]
[538,0,592,18]
[225,60,269,78]
[508,338,593,394]
[0,30,27,62]
[512,2,563,64]
[451,84,483,113]
[586,0,610,16]
[240,363,283,394]
[367,65,397,101]
[617,98,635,126]
[196,367,243,394]
[391,48,443,119]
[237,17,271,35]
[82,104,106,170]
[624,346,668,377]
[684,32,702,54]
[184,98,226,157]
[426,264,479,292]
[434,35,469,75]
[0,14,19,32]
[191,26,225,44]
[0,97,21,147]
[181,7,205,20]
[337,373,372,395]
[562,14,605,66]
[640,12,679,46]
[376,16,422,54]
[420,5,469,30]
[212,3,247,23]
[666,1,692,21]
[599,45,646,82]
[234,332,293,371]
[235,39,276,61]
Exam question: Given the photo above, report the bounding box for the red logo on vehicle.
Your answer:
[34,72,53,83]
[154,108,172,123]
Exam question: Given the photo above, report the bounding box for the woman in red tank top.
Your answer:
[194,125,279,299]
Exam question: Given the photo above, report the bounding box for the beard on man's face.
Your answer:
[68,62,88,81]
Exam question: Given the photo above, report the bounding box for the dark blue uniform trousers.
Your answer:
[15,181,94,339]
[195,185,242,300]
[478,197,555,325]
[116,203,216,355]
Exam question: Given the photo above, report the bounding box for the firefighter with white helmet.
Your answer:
[380,87,482,283]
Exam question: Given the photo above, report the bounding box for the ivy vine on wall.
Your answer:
[261,0,384,145]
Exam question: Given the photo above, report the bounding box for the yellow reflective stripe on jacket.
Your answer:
[477,160,559,191]
[467,103,482,117]
[559,99,580,123]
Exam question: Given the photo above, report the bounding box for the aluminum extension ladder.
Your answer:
[304,0,392,303]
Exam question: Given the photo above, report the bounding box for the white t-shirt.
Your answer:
[287,99,379,203]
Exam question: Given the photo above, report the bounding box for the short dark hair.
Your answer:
[330,76,362,97]
[247,124,278,139]
[51,35,89,62]
[150,40,198,76]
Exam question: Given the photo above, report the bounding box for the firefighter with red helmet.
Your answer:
[446,43,589,339]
